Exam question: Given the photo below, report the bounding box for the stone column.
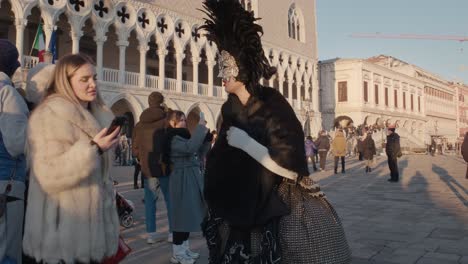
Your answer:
[15,18,27,68]
[175,51,185,93]
[94,36,107,80]
[191,56,200,95]
[71,30,83,54]
[138,44,149,88]
[207,59,215,97]
[278,75,285,97]
[117,40,129,84]
[296,79,303,109]
[287,79,293,104]
[42,24,54,52]
[158,48,167,90]
[305,79,311,101]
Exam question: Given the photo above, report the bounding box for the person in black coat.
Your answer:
[315,130,330,171]
[461,132,468,179]
[385,125,402,182]
[362,132,376,173]
[200,1,350,263]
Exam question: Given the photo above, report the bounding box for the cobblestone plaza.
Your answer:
[112,154,468,264]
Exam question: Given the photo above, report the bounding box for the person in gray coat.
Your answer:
[164,110,211,264]
[0,39,29,264]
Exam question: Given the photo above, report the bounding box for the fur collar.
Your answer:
[39,95,114,139]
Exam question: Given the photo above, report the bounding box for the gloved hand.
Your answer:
[226,126,251,150]
[226,126,297,180]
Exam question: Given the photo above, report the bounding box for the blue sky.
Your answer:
[316,0,468,83]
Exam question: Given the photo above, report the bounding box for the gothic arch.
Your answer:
[288,3,305,42]
[107,92,144,122]
[186,102,215,130]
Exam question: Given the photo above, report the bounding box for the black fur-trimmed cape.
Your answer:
[204,87,309,228]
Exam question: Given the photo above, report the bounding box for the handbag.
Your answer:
[102,236,131,264]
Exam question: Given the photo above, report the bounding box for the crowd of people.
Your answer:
[1,1,442,263]
[0,0,352,261]
[0,26,416,264]
[304,123,402,182]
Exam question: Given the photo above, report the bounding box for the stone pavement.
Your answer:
[112,154,468,264]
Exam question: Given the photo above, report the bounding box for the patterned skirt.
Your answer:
[278,177,351,264]
[202,177,351,264]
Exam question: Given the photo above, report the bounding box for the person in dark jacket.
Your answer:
[304,136,317,171]
[461,132,468,179]
[201,1,350,263]
[132,91,172,244]
[385,124,402,182]
[0,39,29,264]
[315,130,331,171]
[362,131,376,173]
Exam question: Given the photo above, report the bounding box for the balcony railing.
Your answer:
[145,74,159,89]
[164,78,176,91]
[125,71,139,87]
[23,56,39,69]
[213,85,222,98]
[22,58,306,105]
[198,83,209,96]
[103,68,119,84]
[182,80,193,94]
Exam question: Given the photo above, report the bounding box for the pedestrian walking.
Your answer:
[164,110,211,264]
[315,130,331,171]
[362,132,376,173]
[305,136,318,171]
[132,156,143,189]
[332,130,347,174]
[23,53,120,263]
[461,132,468,179]
[0,39,29,264]
[385,124,402,182]
[201,1,351,263]
[119,134,129,165]
[132,91,172,244]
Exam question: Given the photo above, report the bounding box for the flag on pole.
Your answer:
[32,24,45,62]
[48,29,57,63]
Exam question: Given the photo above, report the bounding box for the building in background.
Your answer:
[319,57,427,150]
[369,55,457,146]
[1,0,321,135]
[452,82,468,138]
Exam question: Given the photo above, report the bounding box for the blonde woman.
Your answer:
[23,54,120,263]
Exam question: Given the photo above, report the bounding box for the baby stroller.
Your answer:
[116,191,135,228]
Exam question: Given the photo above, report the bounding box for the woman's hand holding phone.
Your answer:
[93,126,120,152]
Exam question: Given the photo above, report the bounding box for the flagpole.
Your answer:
[29,22,42,57]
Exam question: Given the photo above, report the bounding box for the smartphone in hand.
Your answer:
[107,116,126,136]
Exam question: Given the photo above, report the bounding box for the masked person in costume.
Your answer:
[201,1,351,263]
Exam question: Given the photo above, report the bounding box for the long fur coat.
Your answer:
[23,95,119,263]
[205,87,309,228]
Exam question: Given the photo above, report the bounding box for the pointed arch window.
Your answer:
[239,0,257,15]
[288,4,305,42]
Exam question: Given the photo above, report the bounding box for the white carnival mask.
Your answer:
[217,50,239,82]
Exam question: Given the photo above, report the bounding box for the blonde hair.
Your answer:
[46,53,105,107]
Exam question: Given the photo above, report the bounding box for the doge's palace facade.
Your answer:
[0,0,321,133]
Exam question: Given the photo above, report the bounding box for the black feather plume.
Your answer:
[200,0,276,97]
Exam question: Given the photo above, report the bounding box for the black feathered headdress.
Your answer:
[200,0,276,97]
